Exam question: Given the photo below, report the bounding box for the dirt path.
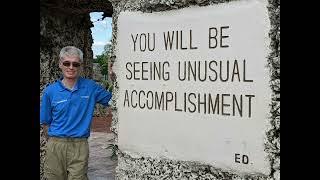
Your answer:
[88,132,117,180]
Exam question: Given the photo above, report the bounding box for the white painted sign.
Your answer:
[115,0,271,175]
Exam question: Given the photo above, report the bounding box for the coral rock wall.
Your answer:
[40,6,94,180]
[109,0,280,179]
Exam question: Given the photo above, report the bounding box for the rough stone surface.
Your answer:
[40,1,105,179]
[109,0,280,179]
[40,0,113,16]
[116,152,269,180]
[265,0,280,179]
[273,170,280,180]
[39,126,49,180]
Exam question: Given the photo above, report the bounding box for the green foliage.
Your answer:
[95,54,109,76]
[93,43,112,77]
[102,80,113,93]
[103,43,112,55]
[106,143,118,161]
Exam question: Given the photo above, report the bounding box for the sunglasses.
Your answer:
[62,61,81,68]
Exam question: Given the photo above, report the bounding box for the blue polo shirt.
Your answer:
[40,77,112,138]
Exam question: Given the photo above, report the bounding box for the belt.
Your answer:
[49,136,88,142]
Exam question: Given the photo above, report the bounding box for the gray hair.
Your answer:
[59,46,84,62]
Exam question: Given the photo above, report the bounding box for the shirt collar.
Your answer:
[58,78,65,92]
[58,77,83,92]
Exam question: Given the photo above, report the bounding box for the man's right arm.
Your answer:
[40,89,53,126]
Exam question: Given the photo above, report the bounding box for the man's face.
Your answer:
[59,55,81,79]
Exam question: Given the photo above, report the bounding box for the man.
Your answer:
[40,46,112,180]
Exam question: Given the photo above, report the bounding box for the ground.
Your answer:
[88,132,117,180]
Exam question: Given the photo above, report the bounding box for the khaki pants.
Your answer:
[44,137,89,180]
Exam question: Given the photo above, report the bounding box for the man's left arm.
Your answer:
[94,83,112,106]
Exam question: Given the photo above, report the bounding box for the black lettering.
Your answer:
[146,91,153,109]
[188,93,196,113]
[198,61,207,82]
[163,31,174,50]
[163,61,170,81]
[245,95,255,118]
[138,91,145,109]
[198,93,207,114]
[188,61,196,81]
[140,33,146,52]
[208,93,219,114]
[150,62,153,80]
[209,60,218,82]
[166,92,173,110]
[180,30,187,50]
[141,62,148,80]
[220,60,229,82]
[154,62,161,80]
[178,61,186,81]
[243,60,253,82]
[131,34,138,51]
[184,92,187,112]
[155,92,164,110]
[235,153,241,163]
[222,94,230,116]
[148,33,155,51]
[220,26,229,48]
[232,94,243,117]
[131,90,138,108]
[133,62,140,80]
[190,29,197,49]
[242,155,249,164]
[125,62,132,80]
[123,90,130,107]
[176,30,179,49]
[175,92,182,112]
[209,27,218,49]
[231,60,240,82]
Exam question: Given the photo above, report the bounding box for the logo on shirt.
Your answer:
[55,99,67,104]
